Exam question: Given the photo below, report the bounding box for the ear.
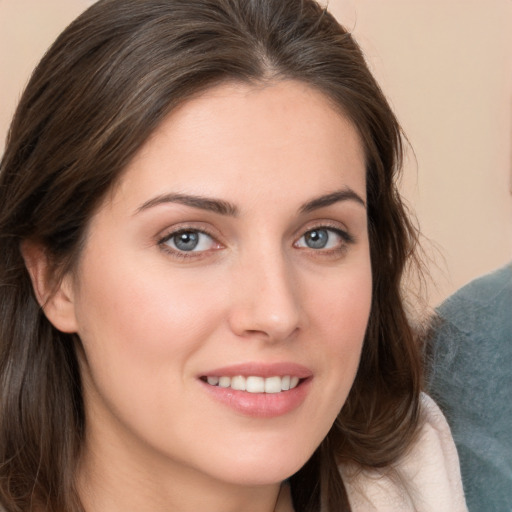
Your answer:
[21,240,79,333]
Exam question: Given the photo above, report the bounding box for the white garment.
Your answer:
[340,394,468,511]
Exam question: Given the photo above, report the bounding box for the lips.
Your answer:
[199,362,312,417]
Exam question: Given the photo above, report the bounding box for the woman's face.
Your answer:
[65,81,372,489]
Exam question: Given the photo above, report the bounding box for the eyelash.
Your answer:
[158,226,221,260]
[294,225,354,254]
[157,224,355,260]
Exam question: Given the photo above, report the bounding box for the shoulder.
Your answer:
[339,394,468,512]
[427,263,512,511]
[435,262,512,337]
[428,263,512,414]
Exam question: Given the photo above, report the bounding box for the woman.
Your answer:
[0,0,466,511]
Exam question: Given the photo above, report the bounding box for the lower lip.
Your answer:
[200,378,312,418]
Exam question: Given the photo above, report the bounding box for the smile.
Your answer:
[204,375,301,393]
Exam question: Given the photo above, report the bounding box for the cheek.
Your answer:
[74,256,222,365]
[308,261,372,391]
[322,264,372,376]
[311,261,372,341]
[276,263,372,458]
[72,253,227,440]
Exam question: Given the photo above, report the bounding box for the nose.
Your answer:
[227,249,302,342]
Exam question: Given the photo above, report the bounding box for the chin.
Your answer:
[215,463,303,487]
[196,438,318,487]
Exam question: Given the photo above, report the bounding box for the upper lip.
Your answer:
[200,362,313,379]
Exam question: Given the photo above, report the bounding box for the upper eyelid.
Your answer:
[157,223,220,242]
[295,226,354,246]
[294,220,352,239]
[298,216,350,229]
[159,228,213,243]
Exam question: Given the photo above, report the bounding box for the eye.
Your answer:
[160,229,219,253]
[295,227,352,250]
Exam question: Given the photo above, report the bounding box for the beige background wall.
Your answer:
[1,0,511,307]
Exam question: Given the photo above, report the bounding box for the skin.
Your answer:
[32,80,372,512]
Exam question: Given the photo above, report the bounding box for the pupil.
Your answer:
[306,229,328,249]
[175,231,199,251]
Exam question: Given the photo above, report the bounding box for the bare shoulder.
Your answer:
[339,394,468,512]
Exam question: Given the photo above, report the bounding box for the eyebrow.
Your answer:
[135,193,239,216]
[135,187,365,217]
[299,188,366,213]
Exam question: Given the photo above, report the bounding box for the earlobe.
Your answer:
[20,240,79,333]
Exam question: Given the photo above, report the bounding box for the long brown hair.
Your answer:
[0,1,422,510]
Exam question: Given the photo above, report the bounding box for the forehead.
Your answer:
[110,80,366,212]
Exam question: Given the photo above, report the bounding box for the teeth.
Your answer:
[231,375,246,391]
[205,375,301,393]
[264,376,281,393]
[218,376,231,388]
[246,376,265,393]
